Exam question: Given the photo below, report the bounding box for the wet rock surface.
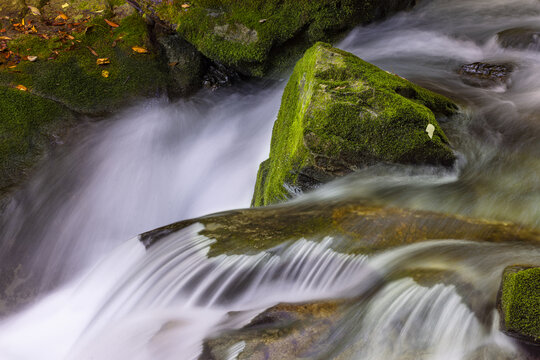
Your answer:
[497,28,540,51]
[200,301,344,360]
[458,62,514,88]
[141,199,540,257]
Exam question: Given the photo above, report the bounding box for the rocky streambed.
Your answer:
[0,0,539,359]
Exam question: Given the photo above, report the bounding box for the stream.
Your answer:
[0,0,539,359]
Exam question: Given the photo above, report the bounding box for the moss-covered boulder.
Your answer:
[499,266,540,345]
[0,0,207,191]
[134,0,416,76]
[252,43,457,207]
[1,12,169,115]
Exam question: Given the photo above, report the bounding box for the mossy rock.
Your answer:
[141,200,540,257]
[0,9,201,190]
[137,0,416,77]
[499,266,540,345]
[252,43,457,207]
[0,86,74,192]
[2,13,170,115]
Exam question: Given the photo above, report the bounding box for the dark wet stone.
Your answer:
[497,28,540,51]
[458,62,514,88]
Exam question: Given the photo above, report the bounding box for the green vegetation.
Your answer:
[0,10,170,190]
[2,14,168,114]
[151,0,406,76]
[252,43,457,207]
[0,87,73,191]
[501,266,540,342]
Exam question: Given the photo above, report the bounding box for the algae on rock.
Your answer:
[499,266,540,345]
[252,43,457,207]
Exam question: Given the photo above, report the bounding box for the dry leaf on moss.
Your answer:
[104,19,119,28]
[55,13,68,21]
[131,46,149,53]
[16,85,28,91]
[96,58,110,65]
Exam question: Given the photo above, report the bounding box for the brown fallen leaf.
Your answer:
[87,46,98,56]
[28,6,41,16]
[96,58,110,65]
[0,29,6,33]
[15,84,27,91]
[66,34,75,40]
[104,19,119,28]
[131,46,148,54]
[55,13,68,21]
[27,55,37,62]
[101,70,109,77]
[181,3,191,8]
[0,36,11,40]
[31,26,38,33]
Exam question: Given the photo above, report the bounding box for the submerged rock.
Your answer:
[133,0,417,77]
[497,28,540,51]
[458,62,514,88]
[200,301,343,360]
[498,266,540,345]
[252,43,457,207]
[141,200,539,257]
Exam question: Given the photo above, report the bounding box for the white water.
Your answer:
[0,84,284,292]
[1,0,540,358]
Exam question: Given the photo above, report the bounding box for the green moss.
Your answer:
[0,87,73,191]
[5,14,168,114]
[0,12,170,189]
[252,43,457,207]
[501,267,540,342]
[150,0,402,76]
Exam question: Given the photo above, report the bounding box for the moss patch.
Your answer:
[0,11,175,190]
[2,14,168,115]
[252,43,457,207]
[146,0,413,76]
[500,266,540,344]
[0,86,73,191]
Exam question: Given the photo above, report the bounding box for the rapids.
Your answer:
[1,0,540,359]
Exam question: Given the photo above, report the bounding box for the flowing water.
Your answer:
[1,0,540,359]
